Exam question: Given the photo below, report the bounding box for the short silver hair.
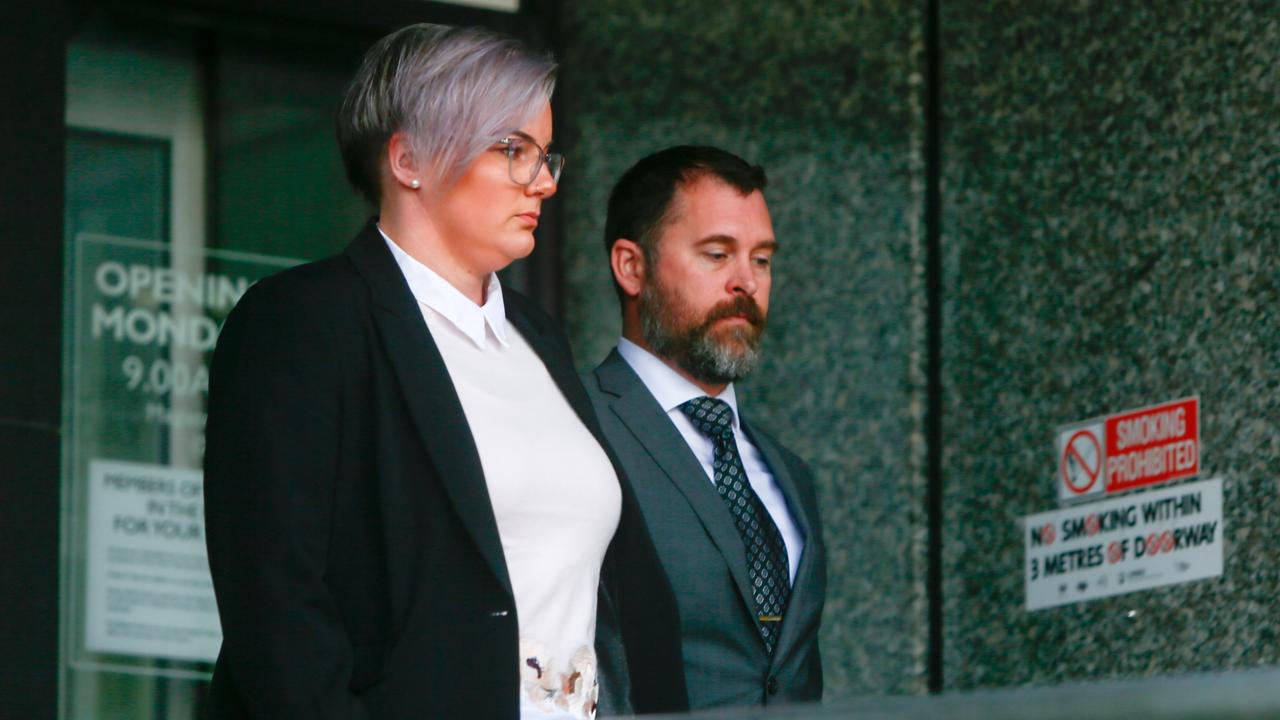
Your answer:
[336,24,556,205]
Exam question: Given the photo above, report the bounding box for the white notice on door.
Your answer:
[85,459,221,662]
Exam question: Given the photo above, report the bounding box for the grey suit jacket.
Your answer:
[585,349,826,710]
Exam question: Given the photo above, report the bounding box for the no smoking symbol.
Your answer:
[1041,523,1056,545]
[1144,531,1177,556]
[1107,541,1124,564]
[1061,428,1102,494]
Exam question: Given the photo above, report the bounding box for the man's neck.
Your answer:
[620,327,728,397]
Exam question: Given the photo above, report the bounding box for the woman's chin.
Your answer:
[507,234,538,262]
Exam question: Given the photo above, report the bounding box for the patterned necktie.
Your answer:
[679,395,791,654]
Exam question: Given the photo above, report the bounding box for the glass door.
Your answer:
[60,17,366,719]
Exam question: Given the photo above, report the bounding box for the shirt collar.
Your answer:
[380,226,509,349]
[616,337,740,429]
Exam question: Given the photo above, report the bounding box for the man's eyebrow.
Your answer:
[695,234,736,245]
[694,235,779,250]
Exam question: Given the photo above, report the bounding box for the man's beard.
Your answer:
[639,278,766,386]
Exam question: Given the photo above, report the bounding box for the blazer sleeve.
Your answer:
[203,276,370,719]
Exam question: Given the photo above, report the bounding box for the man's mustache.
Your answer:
[702,295,765,330]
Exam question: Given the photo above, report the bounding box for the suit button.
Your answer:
[767,676,778,695]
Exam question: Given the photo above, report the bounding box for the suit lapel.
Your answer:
[594,350,759,619]
[345,224,512,599]
[746,422,819,667]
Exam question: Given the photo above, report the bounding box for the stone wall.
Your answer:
[557,0,931,698]
[941,0,1280,689]
[554,0,1280,699]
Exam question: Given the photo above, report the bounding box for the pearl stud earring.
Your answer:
[410,179,421,189]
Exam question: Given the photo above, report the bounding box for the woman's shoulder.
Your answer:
[234,253,366,318]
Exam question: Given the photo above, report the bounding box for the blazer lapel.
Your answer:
[502,293,600,435]
[344,224,512,599]
[594,350,759,619]
[745,422,818,667]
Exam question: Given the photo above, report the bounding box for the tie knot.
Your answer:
[679,396,735,440]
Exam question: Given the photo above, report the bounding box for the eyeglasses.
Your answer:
[496,135,564,187]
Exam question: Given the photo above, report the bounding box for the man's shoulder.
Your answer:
[580,364,605,398]
[581,351,676,444]
[583,347,629,388]
[580,351,620,412]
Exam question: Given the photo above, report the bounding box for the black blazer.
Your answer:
[203,221,688,719]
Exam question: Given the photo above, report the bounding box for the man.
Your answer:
[585,146,826,709]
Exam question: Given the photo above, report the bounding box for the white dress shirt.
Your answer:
[381,228,510,349]
[616,338,805,584]
[384,229,617,720]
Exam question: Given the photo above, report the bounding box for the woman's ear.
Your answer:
[386,132,422,190]
[610,239,646,299]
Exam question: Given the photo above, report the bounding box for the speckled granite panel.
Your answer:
[942,2,1280,690]
[556,1,929,698]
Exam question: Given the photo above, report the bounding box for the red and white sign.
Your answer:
[1056,397,1199,502]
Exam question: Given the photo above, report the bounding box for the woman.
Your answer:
[203,24,687,719]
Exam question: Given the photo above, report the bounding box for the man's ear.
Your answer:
[385,132,421,190]
[610,239,646,298]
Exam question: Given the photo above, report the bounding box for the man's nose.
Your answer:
[727,257,758,296]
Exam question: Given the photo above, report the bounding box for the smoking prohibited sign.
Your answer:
[1056,397,1199,502]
